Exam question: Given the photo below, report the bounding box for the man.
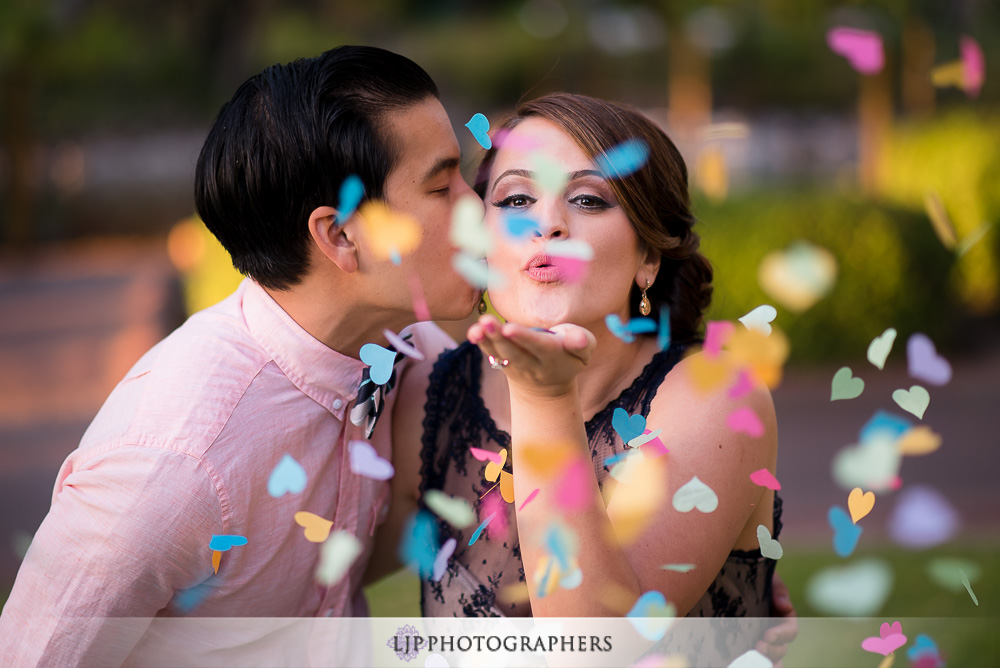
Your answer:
[0,45,479,665]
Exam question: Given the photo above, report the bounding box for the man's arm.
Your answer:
[0,444,221,666]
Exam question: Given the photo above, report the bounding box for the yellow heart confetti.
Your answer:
[725,326,790,389]
[499,470,515,503]
[519,441,572,477]
[695,144,728,201]
[848,487,876,524]
[931,60,965,90]
[484,448,508,482]
[685,352,737,394]
[356,201,421,260]
[294,511,334,543]
[897,425,942,456]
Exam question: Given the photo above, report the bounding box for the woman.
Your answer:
[386,93,786,627]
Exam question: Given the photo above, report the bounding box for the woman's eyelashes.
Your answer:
[568,193,612,211]
[492,193,536,209]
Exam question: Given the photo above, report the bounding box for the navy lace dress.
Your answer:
[418,341,782,619]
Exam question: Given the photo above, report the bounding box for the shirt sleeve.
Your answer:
[0,443,223,667]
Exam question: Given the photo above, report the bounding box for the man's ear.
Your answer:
[308,205,359,274]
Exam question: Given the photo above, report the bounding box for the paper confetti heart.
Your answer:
[848,488,876,523]
[267,453,307,497]
[908,634,940,662]
[927,557,980,592]
[724,326,790,389]
[756,524,783,560]
[738,305,777,335]
[832,436,901,493]
[704,320,735,358]
[626,590,676,641]
[519,488,540,511]
[896,425,941,456]
[348,440,394,480]
[424,490,475,528]
[827,27,885,75]
[672,476,719,513]
[468,512,496,546]
[628,427,664,449]
[828,505,863,557]
[209,534,247,551]
[431,537,457,582]
[757,241,837,313]
[484,447,508,482]
[728,649,773,668]
[726,406,765,437]
[660,563,696,573]
[359,343,397,385]
[356,201,421,260]
[450,193,491,256]
[749,468,781,491]
[315,530,362,586]
[555,458,589,511]
[533,154,569,195]
[906,334,951,386]
[888,485,959,548]
[294,512,333,543]
[382,329,424,361]
[961,35,985,98]
[335,174,364,223]
[596,138,650,178]
[861,621,907,656]
[686,353,736,394]
[400,510,439,578]
[470,447,504,465]
[831,367,865,401]
[892,385,930,419]
[860,410,912,444]
[612,407,646,444]
[806,558,893,616]
[867,328,897,370]
[960,568,980,606]
[452,251,506,289]
[545,239,593,282]
[658,308,671,351]
[503,214,541,240]
[465,113,492,149]
[728,369,755,400]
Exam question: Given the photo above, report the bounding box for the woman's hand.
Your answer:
[467,314,596,399]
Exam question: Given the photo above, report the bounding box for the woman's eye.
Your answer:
[570,194,609,209]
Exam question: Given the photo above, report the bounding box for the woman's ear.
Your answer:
[637,247,662,288]
[308,205,359,274]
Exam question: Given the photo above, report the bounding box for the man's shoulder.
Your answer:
[81,293,275,458]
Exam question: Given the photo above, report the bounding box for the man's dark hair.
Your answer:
[194,45,439,290]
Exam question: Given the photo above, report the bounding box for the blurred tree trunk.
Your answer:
[667,27,711,139]
[858,65,893,195]
[901,18,936,117]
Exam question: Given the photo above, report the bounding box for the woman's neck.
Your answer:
[575,327,659,421]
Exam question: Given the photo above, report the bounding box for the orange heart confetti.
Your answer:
[485,448,508,482]
[356,201,421,261]
[848,488,876,524]
[519,442,572,477]
[499,471,515,503]
[725,326,790,389]
[211,550,222,574]
[685,352,736,394]
[294,511,334,543]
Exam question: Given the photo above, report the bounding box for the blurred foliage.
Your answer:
[696,187,962,363]
[876,111,1000,315]
[168,217,243,314]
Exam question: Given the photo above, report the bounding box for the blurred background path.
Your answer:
[0,243,996,592]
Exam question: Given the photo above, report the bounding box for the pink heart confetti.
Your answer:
[481,490,508,540]
[406,272,431,322]
[518,488,540,511]
[861,621,907,656]
[470,447,504,465]
[556,458,589,511]
[728,368,754,399]
[637,430,669,458]
[962,35,985,98]
[750,468,781,491]
[726,406,765,438]
[704,321,735,358]
[827,27,884,75]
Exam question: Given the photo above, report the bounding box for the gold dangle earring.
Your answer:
[478,293,488,315]
[639,279,651,316]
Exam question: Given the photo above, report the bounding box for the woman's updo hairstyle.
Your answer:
[474,93,712,344]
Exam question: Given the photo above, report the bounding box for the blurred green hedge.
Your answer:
[696,188,961,364]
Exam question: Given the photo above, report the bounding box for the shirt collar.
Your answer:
[240,279,365,417]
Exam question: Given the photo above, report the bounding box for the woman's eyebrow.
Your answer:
[491,168,605,191]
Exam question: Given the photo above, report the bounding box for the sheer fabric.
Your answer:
[418,341,781,618]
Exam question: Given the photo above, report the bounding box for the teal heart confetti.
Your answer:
[335,174,364,223]
[360,343,397,385]
[828,505,863,557]
[465,113,492,150]
[267,453,307,497]
[209,535,248,551]
[468,512,496,546]
[595,138,650,178]
[611,407,646,443]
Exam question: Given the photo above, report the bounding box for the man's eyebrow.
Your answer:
[421,156,461,183]
[491,168,604,191]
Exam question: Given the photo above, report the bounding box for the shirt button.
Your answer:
[332,399,343,410]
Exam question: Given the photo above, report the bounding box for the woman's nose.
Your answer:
[535,203,569,239]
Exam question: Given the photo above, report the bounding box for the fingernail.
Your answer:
[484,321,497,335]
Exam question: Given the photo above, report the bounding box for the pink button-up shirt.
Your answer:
[0,279,401,665]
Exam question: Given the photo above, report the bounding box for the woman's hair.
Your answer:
[474,93,712,344]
